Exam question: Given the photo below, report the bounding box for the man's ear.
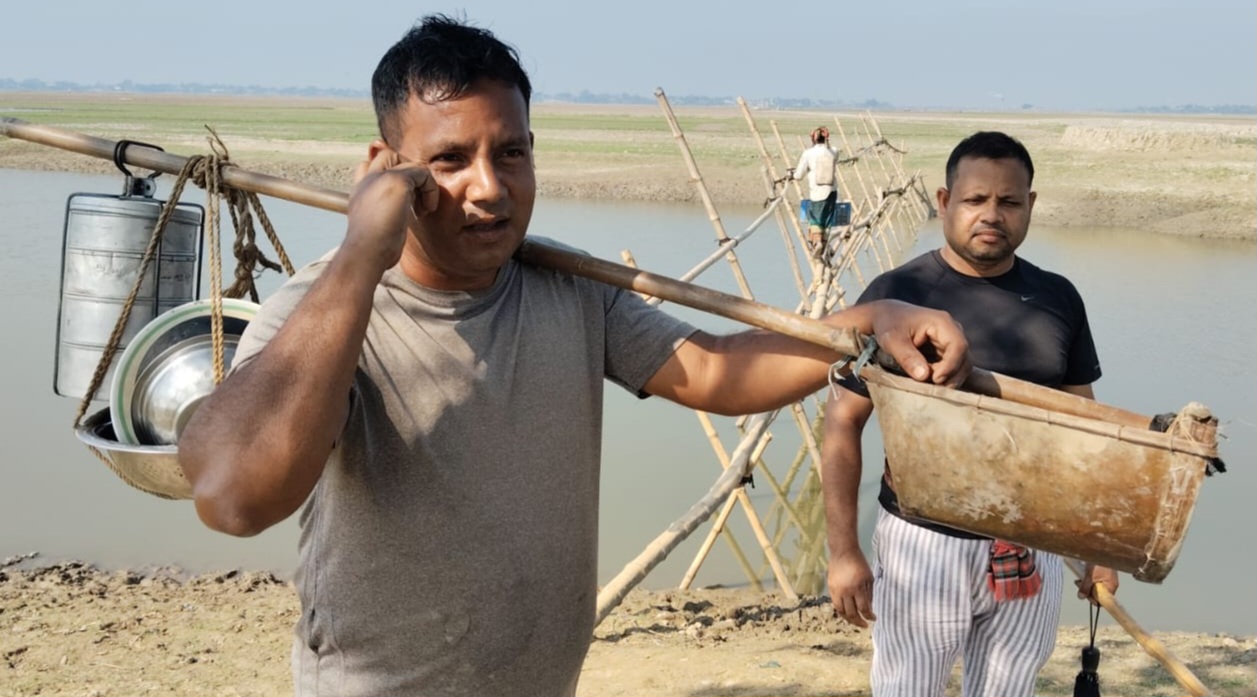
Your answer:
[367,139,388,161]
[936,187,950,214]
[1027,190,1037,213]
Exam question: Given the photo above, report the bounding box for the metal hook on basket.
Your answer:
[827,337,879,398]
[827,356,854,399]
[113,139,165,198]
[851,337,879,379]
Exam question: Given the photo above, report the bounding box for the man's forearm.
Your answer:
[685,305,878,415]
[822,427,865,557]
[180,245,384,535]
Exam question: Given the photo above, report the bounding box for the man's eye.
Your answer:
[502,148,528,159]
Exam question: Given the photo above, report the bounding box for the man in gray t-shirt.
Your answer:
[179,15,971,697]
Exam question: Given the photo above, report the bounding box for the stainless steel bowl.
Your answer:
[75,407,192,499]
[130,334,240,446]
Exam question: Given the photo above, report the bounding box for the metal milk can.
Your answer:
[54,141,204,400]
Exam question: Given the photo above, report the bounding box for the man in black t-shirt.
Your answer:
[821,131,1120,697]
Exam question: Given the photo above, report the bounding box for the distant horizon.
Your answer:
[4,1,1252,114]
[2,77,1253,116]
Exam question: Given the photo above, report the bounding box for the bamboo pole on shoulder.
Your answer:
[618,250,651,301]
[1062,559,1211,697]
[654,89,755,300]
[0,119,1188,440]
[10,118,1226,646]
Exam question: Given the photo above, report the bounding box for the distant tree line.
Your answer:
[0,77,367,99]
[1,78,1252,114]
[1120,103,1256,115]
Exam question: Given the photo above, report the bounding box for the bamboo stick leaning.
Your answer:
[1063,558,1212,696]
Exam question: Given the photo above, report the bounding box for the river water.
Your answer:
[0,169,1252,636]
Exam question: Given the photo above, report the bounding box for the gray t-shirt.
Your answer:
[232,240,696,696]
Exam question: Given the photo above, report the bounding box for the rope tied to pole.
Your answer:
[70,129,294,496]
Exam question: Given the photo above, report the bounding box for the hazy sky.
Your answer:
[3,0,1253,110]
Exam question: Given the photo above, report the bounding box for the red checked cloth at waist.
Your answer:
[986,540,1042,601]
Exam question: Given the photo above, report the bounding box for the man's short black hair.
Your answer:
[945,131,1034,188]
[371,14,533,145]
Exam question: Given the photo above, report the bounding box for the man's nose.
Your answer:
[466,157,505,204]
[978,199,1002,224]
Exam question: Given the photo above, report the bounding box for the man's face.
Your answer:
[385,79,536,291]
[936,156,1036,277]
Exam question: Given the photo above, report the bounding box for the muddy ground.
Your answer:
[2,560,1253,697]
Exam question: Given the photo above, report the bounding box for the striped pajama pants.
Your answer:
[870,510,1063,697]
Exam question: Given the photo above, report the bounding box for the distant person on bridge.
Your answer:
[789,126,842,257]
[820,130,1119,697]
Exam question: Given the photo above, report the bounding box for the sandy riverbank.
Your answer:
[2,560,1253,697]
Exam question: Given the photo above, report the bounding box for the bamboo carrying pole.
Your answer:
[0,117,1183,436]
[1062,559,1211,696]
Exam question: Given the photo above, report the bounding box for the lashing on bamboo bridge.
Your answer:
[0,90,1227,697]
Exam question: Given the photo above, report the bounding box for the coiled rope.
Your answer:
[72,128,294,498]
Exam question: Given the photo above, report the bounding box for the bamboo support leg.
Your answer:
[751,453,812,550]
[717,519,763,591]
[790,403,825,481]
[759,168,808,300]
[792,493,831,594]
[679,434,774,590]
[1062,559,1211,697]
[768,120,810,212]
[654,89,755,299]
[689,412,798,599]
[594,414,776,626]
[737,98,809,250]
[679,492,741,590]
[833,119,875,228]
[766,447,825,554]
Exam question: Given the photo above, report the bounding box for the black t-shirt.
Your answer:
[842,249,1102,538]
